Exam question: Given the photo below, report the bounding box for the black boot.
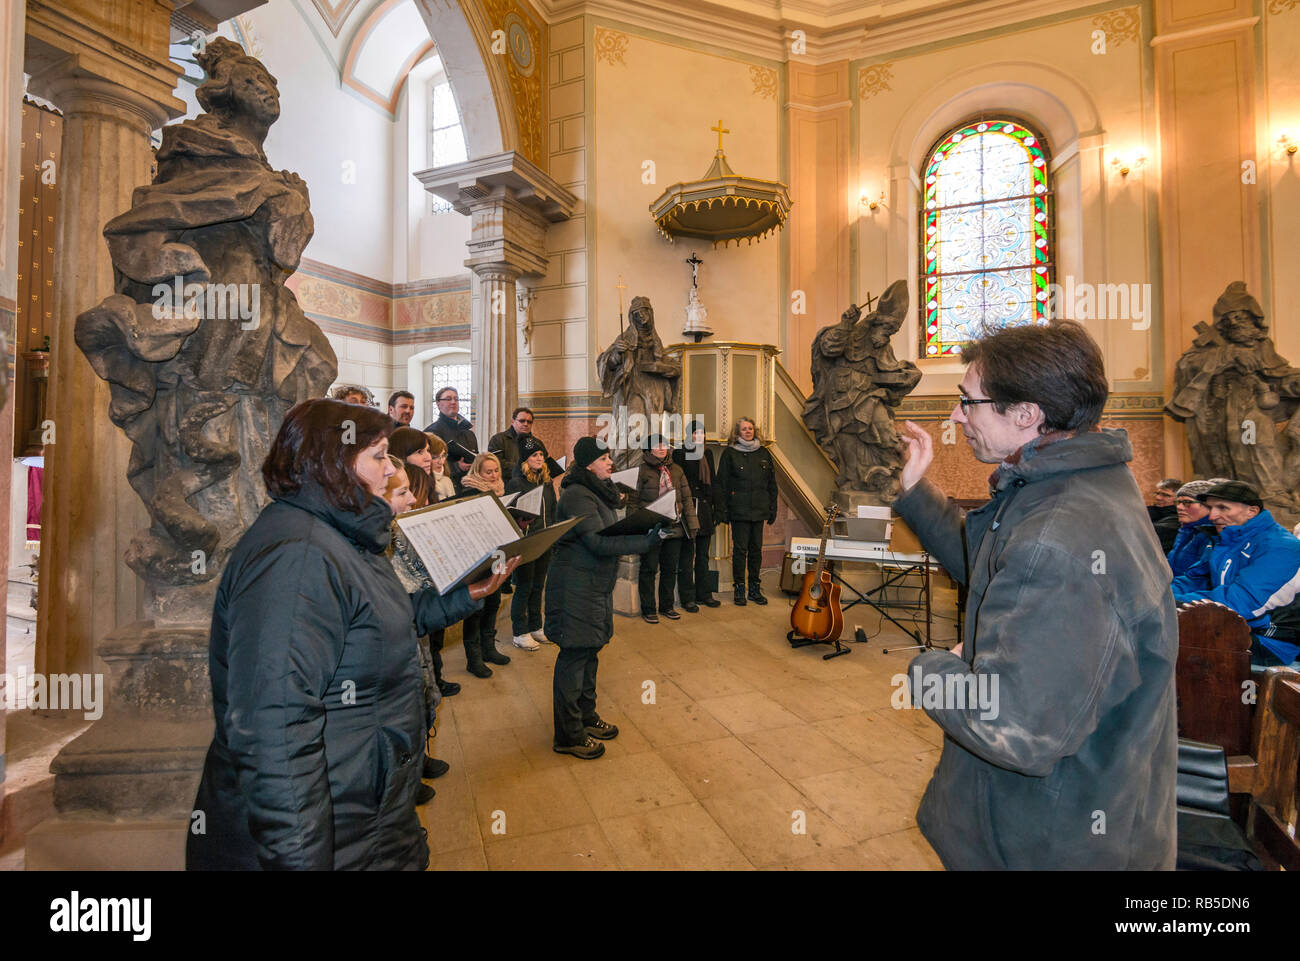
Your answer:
[748,580,768,605]
[416,782,436,805]
[464,636,492,678]
[733,585,747,606]
[481,632,511,666]
[432,648,461,696]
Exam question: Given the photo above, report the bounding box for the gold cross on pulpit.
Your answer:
[615,274,627,315]
[712,120,730,151]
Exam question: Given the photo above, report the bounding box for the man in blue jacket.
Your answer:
[1172,480,1300,666]
[1167,478,1224,577]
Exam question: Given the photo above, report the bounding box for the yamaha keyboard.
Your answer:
[788,537,931,566]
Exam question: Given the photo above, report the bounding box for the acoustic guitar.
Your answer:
[790,505,844,642]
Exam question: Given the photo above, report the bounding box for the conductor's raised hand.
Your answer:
[468,555,520,600]
[899,420,934,494]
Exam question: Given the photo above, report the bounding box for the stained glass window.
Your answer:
[920,119,1053,357]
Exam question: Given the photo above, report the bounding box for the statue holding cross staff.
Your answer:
[802,280,920,499]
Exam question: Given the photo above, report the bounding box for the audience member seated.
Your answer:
[1172,480,1300,667]
[1167,478,1225,577]
[1148,476,1183,553]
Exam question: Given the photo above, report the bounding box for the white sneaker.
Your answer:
[531,629,551,644]
[512,633,541,651]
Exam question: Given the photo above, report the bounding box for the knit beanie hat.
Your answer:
[574,436,606,469]
[518,435,546,460]
[1175,478,1224,500]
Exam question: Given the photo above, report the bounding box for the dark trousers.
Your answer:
[638,536,684,613]
[462,588,502,658]
[428,629,445,682]
[553,646,600,746]
[677,531,714,604]
[730,520,764,591]
[511,553,550,635]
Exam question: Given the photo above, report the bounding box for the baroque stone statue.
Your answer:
[1166,281,1300,515]
[802,280,920,501]
[74,38,337,622]
[596,295,681,466]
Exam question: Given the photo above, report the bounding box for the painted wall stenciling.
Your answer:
[594,27,629,66]
[1269,0,1300,15]
[750,65,777,100]
[1092,7,1140,45]
[858,62,894,100]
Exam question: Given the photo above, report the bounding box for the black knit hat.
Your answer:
[574,436,607,469]
[518,435,546,460]
[1197,480,1262,508]
[643,433,669,451]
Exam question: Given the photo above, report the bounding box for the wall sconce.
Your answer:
[1278,133,1298,157]
[860,191,886,212]
[1110,152,1147,177]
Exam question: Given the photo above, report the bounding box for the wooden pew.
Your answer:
[1241,670,1300,870]
[1176,603,1254,756]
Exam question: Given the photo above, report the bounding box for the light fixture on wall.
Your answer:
[1278,133,1298,157]
[1110,151,1147,177]
[860,190,887,212]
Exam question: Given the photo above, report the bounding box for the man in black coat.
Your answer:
[424,386,478,492]
[1148,477,1182,553]
[488,406,564,479]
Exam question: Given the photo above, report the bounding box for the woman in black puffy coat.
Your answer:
[186,399,511,871]
[544,437,661,760]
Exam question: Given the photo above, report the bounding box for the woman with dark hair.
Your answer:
[715,417,778,606]
[505,435,558,650]
[423,434,457,503]
[673,419,721,609]
[629,434,699,623]
[456,453,512,678]
[545,438,664,759]
[186,398,512,871]
[390,426,433,476]
[406,432,458,696]
[384,456,454,804]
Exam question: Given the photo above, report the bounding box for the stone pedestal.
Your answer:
[26,621,210,869]
[613,555,642,616]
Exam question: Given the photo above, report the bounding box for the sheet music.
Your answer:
[611,467,639,489]
[646,489,678,520]
[500,491,521,508]
[555,456,567,470]
[515,484,544,516]
[397,496,519,592]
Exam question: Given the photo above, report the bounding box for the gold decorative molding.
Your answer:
[594,26,629,65]
[750,65,777,100]
[1269,0,1300,13]
[1092,6,1141,45]
[481,0,546,168]
[857,62,893,100]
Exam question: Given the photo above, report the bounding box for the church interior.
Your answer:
[0,0,1298,875]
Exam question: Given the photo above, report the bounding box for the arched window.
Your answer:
[428,67,467,213]
[920,118,1054,357]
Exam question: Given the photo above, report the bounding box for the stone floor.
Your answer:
[420,571,956,870]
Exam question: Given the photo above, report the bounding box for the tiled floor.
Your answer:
[420,572,952,870]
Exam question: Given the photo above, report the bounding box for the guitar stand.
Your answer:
[785,630,852,660]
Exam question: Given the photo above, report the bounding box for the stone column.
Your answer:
[24,1,185,678]
[28,76,173,677]
[414,152,577,441]
[471,265,523,440]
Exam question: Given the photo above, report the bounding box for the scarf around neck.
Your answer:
[731,437,760,452]
[463,472,505,497]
